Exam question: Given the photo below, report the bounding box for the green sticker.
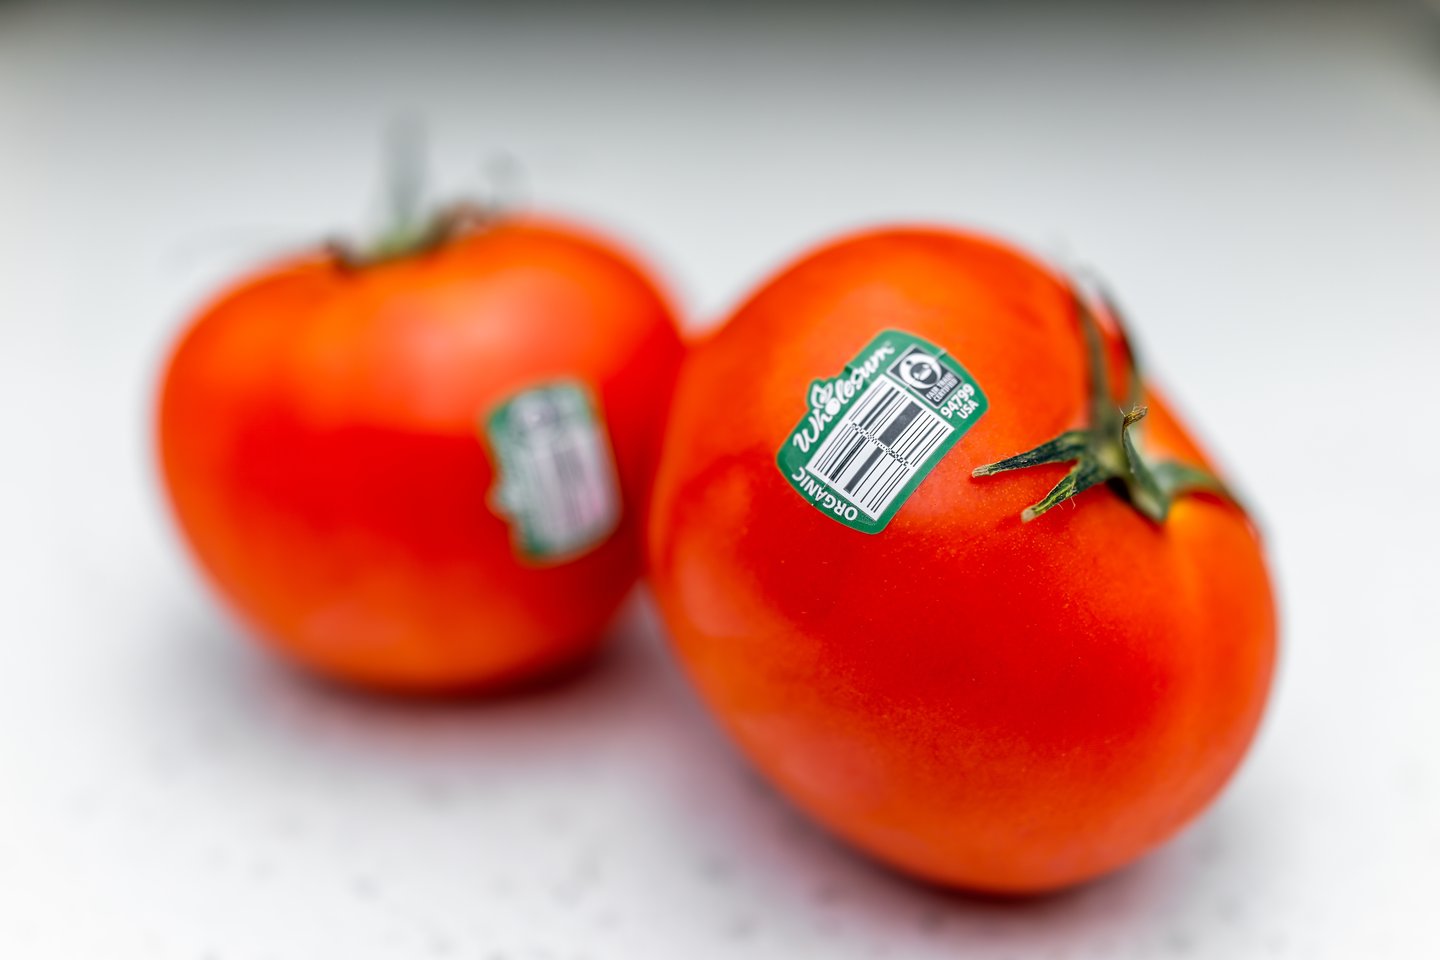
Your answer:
[483,380,621,563]
[776,329,988,534]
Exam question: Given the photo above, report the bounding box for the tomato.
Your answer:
[647,227,1276,893]
[159,217,684,693]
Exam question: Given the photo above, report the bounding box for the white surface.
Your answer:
[2,1,1438,957]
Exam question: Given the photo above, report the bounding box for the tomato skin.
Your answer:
[159,219,684,693]
[648,227,1276,893]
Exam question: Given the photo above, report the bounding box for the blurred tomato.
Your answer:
[159,217,684,693]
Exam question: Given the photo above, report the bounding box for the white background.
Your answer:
[2,1,1438,957]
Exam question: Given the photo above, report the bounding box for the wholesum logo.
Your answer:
[790,341,897,453]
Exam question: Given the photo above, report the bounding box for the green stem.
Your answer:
[329,119,494,270]
[971,283,1240,525]
[331,202,488,270]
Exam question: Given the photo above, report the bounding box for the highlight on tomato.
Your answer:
[157,184,684,693]
[647,225,1276,893]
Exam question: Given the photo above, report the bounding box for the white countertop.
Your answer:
[2,1,1437,956]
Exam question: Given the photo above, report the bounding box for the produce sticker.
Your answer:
[776,330,987,534]
[484,380,621,563]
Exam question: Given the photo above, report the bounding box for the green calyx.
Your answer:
[330,201,488,269]
[971,285,1235,524]
[328,118,499,270]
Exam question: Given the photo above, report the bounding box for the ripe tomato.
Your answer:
[159,217,684,693]
[648,227,1276,893]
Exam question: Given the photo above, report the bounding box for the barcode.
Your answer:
[525,418,612,549]
[488,382,620,561]
[804,375,953,519]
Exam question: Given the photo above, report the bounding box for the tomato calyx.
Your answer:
[972,285,1235,524]
[328,200,493,270]
[326,120,505,270]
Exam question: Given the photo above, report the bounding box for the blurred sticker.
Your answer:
[483,381,621,563]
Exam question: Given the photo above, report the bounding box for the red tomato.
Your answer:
[159,218,684,693]
[648,227,1276,893]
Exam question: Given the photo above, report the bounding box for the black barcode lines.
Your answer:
[804,375,953,519]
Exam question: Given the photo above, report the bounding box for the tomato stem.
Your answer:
[329,201,491,270]
[972,285,1240,524]
[328,119,496,270]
